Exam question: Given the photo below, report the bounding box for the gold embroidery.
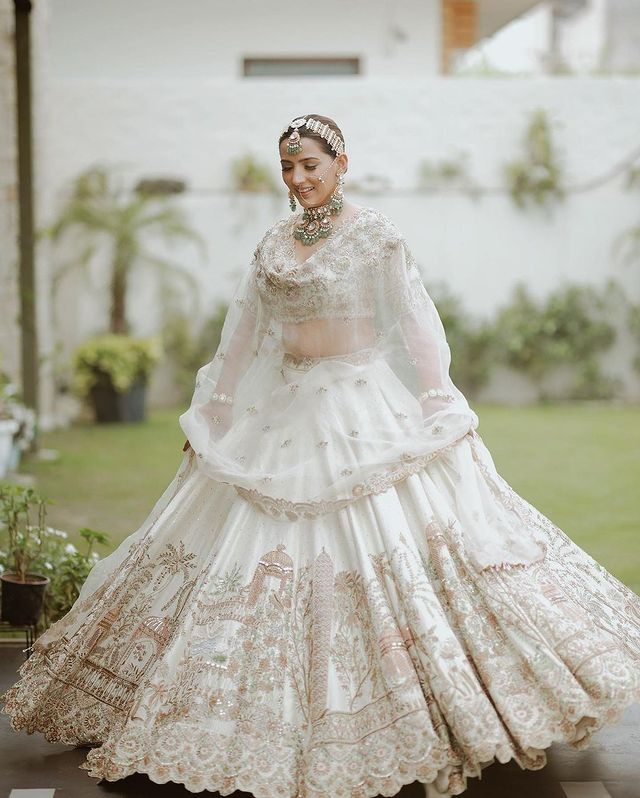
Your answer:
[3,479,640,798]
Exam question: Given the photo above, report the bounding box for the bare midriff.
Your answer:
[282,317,376,358]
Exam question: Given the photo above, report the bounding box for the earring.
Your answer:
[329,172,344,213]
[288,190,297,212]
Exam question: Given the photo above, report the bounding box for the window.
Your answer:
[243,57,360,77]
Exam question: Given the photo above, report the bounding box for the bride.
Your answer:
[3,114,640,798]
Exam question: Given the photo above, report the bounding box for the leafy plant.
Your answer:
[231,153,278,193]
[0,483,111,627]
[72,334,163,397]
[0,483,50,581]
[612,163,640,270]
[628,302,640,376]
[504,109,564,211]
[0,370,37,453]
[38,527,110,625]
[418,152,480,198]
[494,281,617,399]
[428,281,497,397]
[45,165,205,334]
[161,304,228,403]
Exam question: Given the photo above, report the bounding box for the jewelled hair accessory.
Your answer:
[284,117,345,155]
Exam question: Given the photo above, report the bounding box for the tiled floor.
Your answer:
[1,645,639,798]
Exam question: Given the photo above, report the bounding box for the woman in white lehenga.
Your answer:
[3,114,640,798]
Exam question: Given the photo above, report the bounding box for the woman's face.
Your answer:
[279,136,347,209]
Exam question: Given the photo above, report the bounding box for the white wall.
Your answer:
[47,0,441,79]
[34,75,640,419]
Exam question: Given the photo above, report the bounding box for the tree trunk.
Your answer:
[110,242,129,334]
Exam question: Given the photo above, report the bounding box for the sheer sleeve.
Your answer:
[376,225,477,429]
[179,244,274,456]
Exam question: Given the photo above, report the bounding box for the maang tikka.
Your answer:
[285,116,345,156]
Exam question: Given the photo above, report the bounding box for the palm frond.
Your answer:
[139,253,202,316]
[50,243,96,296]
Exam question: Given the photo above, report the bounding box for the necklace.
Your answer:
[293,199,345,246]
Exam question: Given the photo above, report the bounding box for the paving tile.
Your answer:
[602,783,640,798]
[9,791,57,798]
[561,783,613,798]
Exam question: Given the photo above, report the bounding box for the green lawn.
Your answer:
[16,404,640,593]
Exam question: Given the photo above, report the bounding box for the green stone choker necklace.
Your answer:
[293,190,345,247]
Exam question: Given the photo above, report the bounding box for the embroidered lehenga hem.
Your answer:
[3,431,640,798]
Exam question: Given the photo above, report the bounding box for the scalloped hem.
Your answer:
[74,694,640,798]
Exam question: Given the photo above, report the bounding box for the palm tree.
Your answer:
[46,165,205,334]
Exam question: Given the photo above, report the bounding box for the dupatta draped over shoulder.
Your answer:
[180,206,546,571]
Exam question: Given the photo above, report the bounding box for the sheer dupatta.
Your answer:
[179,209,547,571]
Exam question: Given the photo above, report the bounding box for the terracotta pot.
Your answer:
[0,572,50,626]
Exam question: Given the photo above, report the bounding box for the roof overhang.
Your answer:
[475,0,542,39]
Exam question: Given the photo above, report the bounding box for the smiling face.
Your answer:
[279,137,348,209]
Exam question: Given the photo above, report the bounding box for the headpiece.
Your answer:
[283,117,345,156]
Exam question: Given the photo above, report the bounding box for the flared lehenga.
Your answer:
[2,357,640,797]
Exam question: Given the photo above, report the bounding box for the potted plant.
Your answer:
[0,372,37,474]
[0,520,110,631]
[0,419,18,480]
[0,484,51,626]
[72,334,163,423]
[44,165,205,423]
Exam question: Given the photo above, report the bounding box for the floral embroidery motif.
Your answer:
[254,210,379,324]
[3,524,640,798]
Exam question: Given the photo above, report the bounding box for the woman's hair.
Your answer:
[278,114,345,156]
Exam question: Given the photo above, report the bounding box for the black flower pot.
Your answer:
[89,372,148,423]
[0,572,50,626]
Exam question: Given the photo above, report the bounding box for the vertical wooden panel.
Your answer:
[441,0,477,73]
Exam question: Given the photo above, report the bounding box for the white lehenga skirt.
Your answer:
[2,364,640,798]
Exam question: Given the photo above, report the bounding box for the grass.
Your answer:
[19,408,187,553]
[475,403,640,593]
[15,403,640,593]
